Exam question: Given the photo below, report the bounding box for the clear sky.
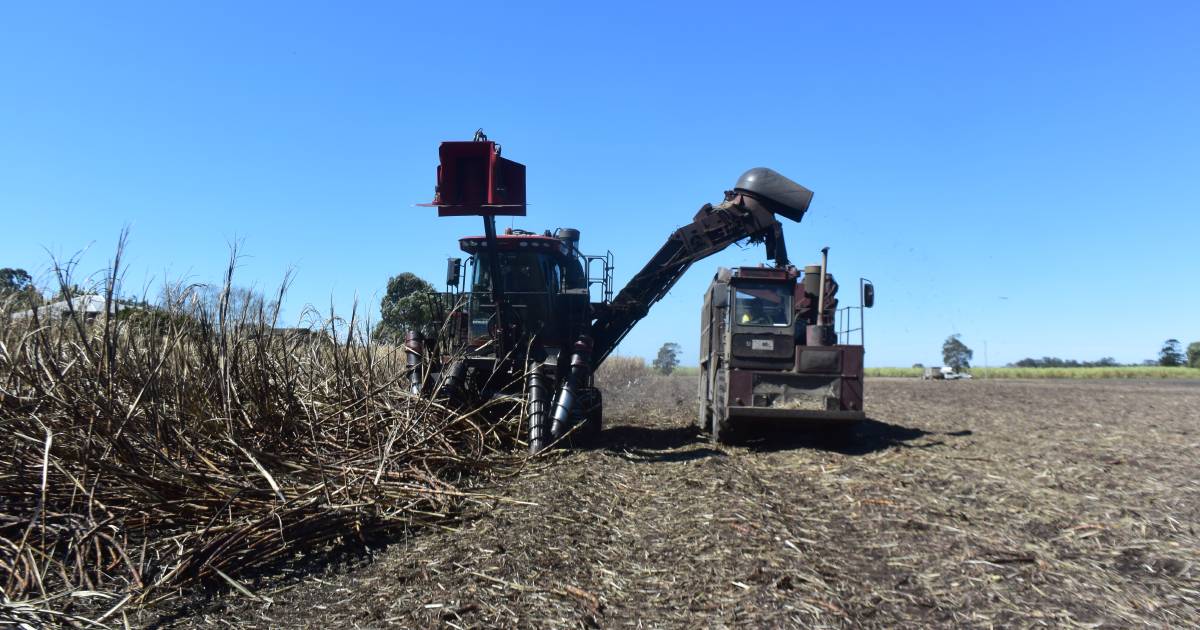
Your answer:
[2,2,1197,367]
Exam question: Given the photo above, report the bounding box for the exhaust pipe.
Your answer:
[816,246,829,323]
[806,247,832,346]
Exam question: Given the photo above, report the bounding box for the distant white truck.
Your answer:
[923,366,972,380]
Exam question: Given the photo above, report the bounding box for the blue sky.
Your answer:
[2,1,1197,366]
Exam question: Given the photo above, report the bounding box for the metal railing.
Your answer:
[836,277,872,347]
[584,251,614,303]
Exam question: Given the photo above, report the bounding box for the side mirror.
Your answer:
[446,258,462,288]
[862,281,875,308]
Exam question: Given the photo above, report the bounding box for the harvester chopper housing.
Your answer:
[410,131,817,452]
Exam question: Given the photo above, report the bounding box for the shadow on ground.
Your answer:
[595,418,951,458]
[595,424,724,462]
[742,418,951,455]
[146,529,402,628]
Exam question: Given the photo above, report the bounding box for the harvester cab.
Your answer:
[413,131,814,453]
[449,228,609,353]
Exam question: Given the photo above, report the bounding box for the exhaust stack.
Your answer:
[806,247,833,346]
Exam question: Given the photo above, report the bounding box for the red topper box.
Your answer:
[428,141,526,217]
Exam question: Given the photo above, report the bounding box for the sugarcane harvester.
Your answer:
[413,131,815,452]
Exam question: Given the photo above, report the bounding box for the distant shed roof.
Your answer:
[10,294,118,320]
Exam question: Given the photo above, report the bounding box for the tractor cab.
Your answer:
[454,228,596,347]
[725,266,802,367]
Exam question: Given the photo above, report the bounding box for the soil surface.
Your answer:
[159,378,1199,628]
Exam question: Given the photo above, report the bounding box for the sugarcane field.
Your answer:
[3,4,1200,629]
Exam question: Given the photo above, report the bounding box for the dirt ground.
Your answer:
[159,377,1199,628]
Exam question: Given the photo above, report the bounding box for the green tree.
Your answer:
[195,284,279,325]
[0,267,41,309]
[652,342,681,375]
[1158,339,1185,367]
[0,268,33,294]
[942,334,973,372]
[1187,342,1200,369]
[373,272,441,342]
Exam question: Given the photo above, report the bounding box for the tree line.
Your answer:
[938,334,1200,371]
[2,266,279,325]
[16,267,1197,370]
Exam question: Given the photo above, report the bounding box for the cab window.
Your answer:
[469,251,553,338]
[734,282,791,327]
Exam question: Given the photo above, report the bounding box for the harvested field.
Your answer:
[866,366,1200,379]
[165,376,1200,628]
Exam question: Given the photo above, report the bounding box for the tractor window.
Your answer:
[471,252,550,293]
[734,282,791,327]
[469,251,553,338]
[542,257,561,294]
[562,258,586,291]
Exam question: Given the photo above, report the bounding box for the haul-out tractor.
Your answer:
[697,251,875,443]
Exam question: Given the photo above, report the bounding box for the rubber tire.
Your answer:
[527,370,552,454]
[711,368,730,444]
[573,388,603,446]
[697,364,712,432]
